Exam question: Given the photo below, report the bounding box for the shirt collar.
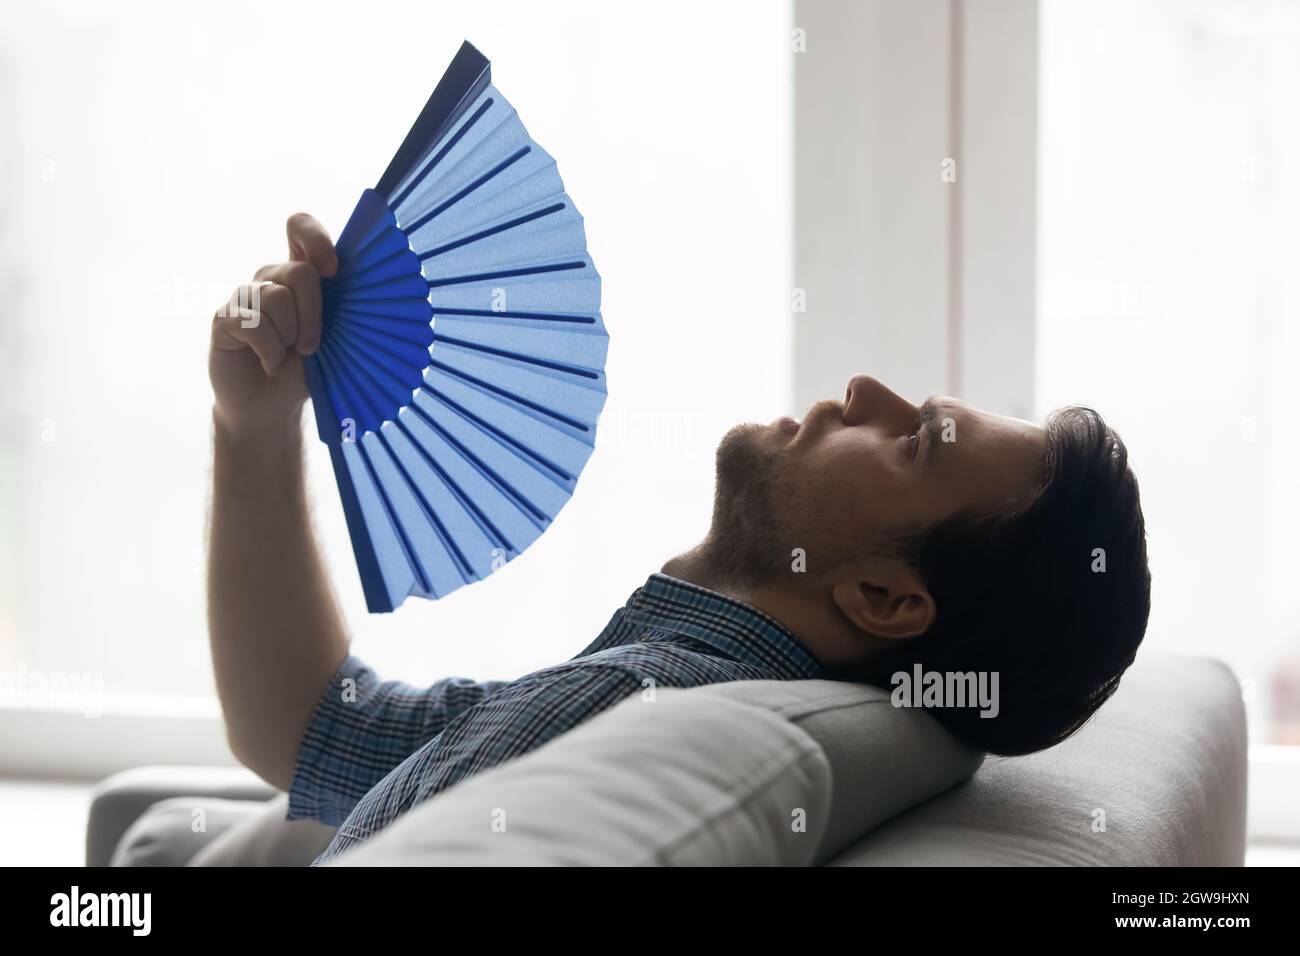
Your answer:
[613,573,824,681]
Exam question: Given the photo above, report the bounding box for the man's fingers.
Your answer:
[254,261,322,355]
[211,286,290,375]
[212,311,289,375]
[286,212,338,278]
[223,282,296,352]
[208,212,334,378]
[256,282,298,352]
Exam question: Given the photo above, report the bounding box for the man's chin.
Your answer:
[714,423,778,489]
[717,418,795,458]
[716,421,765,458]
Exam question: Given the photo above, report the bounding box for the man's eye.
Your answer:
[904,424,921,458]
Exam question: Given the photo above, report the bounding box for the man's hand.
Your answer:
[209,213,339,435]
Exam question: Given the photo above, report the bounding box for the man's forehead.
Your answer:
[929,396,1040,433]
[929,399,1047,502]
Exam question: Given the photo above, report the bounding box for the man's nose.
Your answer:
[842,375,919,428]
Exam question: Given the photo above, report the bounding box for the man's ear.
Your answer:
[830,559,935,641]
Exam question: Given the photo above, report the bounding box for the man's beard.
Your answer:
[688,423,794,591]
[671,420,897,592]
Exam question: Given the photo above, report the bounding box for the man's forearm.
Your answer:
[207,410,349,790]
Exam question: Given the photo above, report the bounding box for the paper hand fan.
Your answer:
[304,41,607,613]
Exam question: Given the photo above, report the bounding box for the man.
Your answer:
[209,214,1151,864]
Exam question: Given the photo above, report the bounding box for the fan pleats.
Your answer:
[305,60,606,613]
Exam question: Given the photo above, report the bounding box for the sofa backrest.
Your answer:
[829,654,1248,866]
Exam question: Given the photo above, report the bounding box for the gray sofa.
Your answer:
[88,653,1247,866]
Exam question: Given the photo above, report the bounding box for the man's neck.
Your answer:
[661,544,879,668]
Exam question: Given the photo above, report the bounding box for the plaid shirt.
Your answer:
[287,573,825,864]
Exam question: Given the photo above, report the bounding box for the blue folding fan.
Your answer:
[303,41,607,613]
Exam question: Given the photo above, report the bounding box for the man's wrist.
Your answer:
[212,405,307,495]
[212,403,305,449]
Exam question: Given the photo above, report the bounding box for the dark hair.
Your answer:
[830,406,1151,756]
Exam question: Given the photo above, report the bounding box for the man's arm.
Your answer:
[207,214,348,790]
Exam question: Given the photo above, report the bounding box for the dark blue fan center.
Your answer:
[314,190,434,437]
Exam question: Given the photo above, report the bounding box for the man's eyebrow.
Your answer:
[919,397,946,465]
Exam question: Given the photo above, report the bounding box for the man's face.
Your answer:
[706,375,1049,586]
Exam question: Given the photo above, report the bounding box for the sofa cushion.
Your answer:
[189,794,337,867]
[693,680,984,863]
[333,678,982,866]
[88,765,277,867]
[334,688,830,865]
[110,796,273,867]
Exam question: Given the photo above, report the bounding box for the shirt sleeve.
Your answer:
[286,654,510,825]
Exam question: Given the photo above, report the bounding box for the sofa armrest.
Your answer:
[86,766,276,866]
